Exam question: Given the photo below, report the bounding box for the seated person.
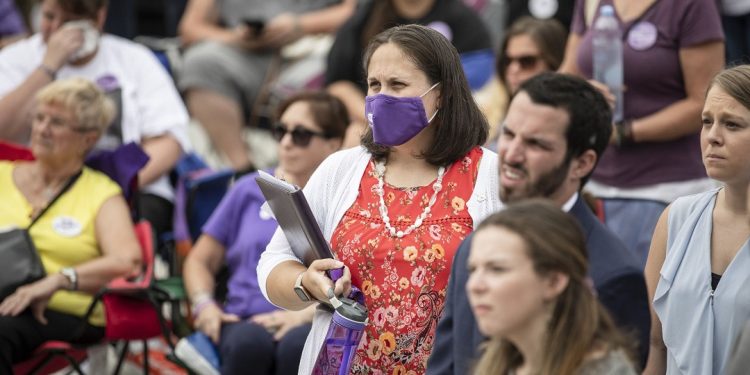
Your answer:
[325,0,493,147]
[180,91,349,375]
[0,0,191,238]
[0,78,142,373]
[468,200,637,374]
[178,0,356,172]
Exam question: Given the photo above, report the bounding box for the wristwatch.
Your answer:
[60,267,78,291]
[294,271,311,302]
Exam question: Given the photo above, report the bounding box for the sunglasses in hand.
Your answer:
[271,123,331,147]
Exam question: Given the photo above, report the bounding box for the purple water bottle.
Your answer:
[313,295,368,375]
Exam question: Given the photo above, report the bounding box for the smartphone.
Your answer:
[242,18,265,36]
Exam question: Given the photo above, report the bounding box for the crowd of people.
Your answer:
[0,0,749,374]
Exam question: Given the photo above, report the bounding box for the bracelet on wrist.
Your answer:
[38,64,57,80]
[190,292,216,316]
[614,119,635,147]
[192,298,217,318]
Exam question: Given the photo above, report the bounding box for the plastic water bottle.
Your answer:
[592,5,624,122]
[313,295,368,375]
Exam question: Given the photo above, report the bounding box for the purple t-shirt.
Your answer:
[572,0,723,188]
[0,0,26,36]
[202,171,278,318]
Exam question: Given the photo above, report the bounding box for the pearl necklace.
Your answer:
[374,161,446,238]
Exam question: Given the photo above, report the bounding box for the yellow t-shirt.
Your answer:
[0,161,121,326]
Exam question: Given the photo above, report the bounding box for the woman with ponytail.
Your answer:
[467,200,636,374]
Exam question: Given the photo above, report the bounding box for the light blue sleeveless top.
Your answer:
[653,189,750,374]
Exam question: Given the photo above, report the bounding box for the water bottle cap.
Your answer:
[330,296,368,325]
[600,5,614,16]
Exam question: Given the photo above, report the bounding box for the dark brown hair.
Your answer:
[518,73,612,187]
[360,24,488,166]
[360,0,398,49]
[496,16,567,90]
[274,91,350,139]
[708,64,750,111]
[473,200,633,375]
[54,0,108,19]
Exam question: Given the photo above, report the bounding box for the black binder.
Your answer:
[255,170,335,266]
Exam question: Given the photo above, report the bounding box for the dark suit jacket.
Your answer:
[426,196,650,374]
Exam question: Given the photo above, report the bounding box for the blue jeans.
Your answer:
[722,13,750,66]
[219,321,311,375]
[601,198,667,269]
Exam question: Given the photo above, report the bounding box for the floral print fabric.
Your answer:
[330,147,482,374]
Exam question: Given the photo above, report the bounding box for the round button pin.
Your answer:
[628,21,658,51]
[529,0,558,19]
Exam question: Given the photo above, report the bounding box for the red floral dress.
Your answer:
[330,147,483,374]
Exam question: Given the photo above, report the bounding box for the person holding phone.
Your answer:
[178,0,356,174]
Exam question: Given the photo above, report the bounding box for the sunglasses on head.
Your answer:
[271,123,330,147]
[504,54,541,70]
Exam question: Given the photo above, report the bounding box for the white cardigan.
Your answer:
[257,146,501,374]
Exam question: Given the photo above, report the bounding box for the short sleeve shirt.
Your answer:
[571,0,723,187]
[201,172,278,318]
[325,0,492,93]
[0,162,121,326]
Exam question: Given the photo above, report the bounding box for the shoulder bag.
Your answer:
[0,170,81,300]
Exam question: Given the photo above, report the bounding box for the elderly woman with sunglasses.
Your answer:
[259,24,500,374]
[0,78,141,373]
[180,91,349,375]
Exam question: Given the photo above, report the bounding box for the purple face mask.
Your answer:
[365,82,440,146]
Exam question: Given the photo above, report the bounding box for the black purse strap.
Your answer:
[28,170,83,228]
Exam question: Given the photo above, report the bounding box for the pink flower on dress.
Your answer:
[373,307,387,327]
[385,306,399,323]
[428,225,441,240]
[411,267,426,287]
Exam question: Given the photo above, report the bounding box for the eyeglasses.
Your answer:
[503,54,541,70]
[271,123,330,147]
[32,111,89,133]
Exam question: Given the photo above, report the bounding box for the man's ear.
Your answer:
[543,271,570,300]
[569,149,597,180]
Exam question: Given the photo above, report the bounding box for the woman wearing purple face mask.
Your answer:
[258,24,501,374]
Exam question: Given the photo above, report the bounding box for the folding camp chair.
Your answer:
[13,220,175,375]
